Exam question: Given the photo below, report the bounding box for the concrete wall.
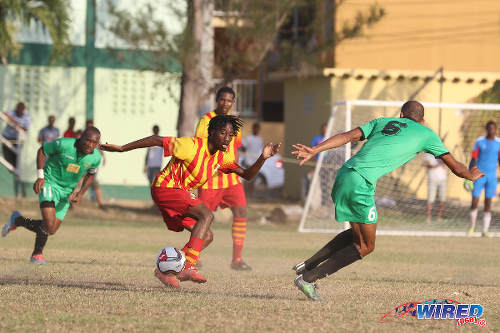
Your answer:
[336,0,500,72]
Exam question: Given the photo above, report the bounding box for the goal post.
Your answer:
[298,100,500,237]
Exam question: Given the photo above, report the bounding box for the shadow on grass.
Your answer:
[0,276,299,301]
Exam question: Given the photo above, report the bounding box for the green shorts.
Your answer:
[38,182,71,221]
[331,165,378,224]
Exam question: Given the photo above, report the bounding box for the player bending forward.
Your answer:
[101,115,280,288]
[291,101,484,301]
[2,127,102,265]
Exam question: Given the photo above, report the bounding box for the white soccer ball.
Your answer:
[156,247,186,275]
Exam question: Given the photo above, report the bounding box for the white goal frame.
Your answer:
[298,100,500,237]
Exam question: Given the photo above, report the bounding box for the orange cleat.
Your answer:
[154,268,180,289]
[177,265,207,283]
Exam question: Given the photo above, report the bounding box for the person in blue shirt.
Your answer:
[468,121,500,237]
[310,123,327,159]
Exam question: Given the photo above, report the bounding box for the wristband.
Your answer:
[37,169,44,179]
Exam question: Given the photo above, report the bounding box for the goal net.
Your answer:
[299,100,500,237]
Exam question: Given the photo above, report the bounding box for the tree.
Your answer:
[106,0,385,136]
[0,0,71,65]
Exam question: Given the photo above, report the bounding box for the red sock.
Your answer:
[232,217,246,262]
[182,236,203,268]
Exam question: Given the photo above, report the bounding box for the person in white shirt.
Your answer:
[2,102,30,197]
[145,125,163,184]
[424,153,448,223]
[241,122,263,167]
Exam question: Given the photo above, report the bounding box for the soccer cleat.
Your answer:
[154,268,180,289]
[231,259,252,271]
[177,265,207,283]
[467,227,475,237]
[2,210,20,237]
[292,261,306,275]
[30,254,46,265]
[294,274,322,301]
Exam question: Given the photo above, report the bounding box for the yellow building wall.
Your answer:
[336,0,500,72]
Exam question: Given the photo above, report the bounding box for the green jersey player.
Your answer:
[291,101,484,301]
[2,127,102,265]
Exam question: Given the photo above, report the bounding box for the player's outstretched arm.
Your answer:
[232,142,281,181]
[292,128,363,166]
[100,135,164,152]
[70,173,96,204]
[33,147,47,194]
[441,154,484,181]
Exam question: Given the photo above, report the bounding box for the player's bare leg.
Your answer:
[469,196,480,236]
[437,201,445,222]
[176,203,213,283]
[230,205,251,270]
[482,198,492,237]
[426,203,432,223]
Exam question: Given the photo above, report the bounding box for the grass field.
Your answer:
[1,199,499,333]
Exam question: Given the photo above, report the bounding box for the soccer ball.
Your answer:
[156,247,186,275]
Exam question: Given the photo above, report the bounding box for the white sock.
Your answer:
[470,209,478,229]
[483,212,491,234]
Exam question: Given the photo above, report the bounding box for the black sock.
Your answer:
[33,232,48,256]
[304,229,354,271]
[14,216,47,235]
[303,244,362,283]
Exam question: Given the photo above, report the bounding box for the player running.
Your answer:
[101,115,280,288]
[2,127,102,265]
[291,101,484,301]
[195,87,251,270]
[468,121,499,237]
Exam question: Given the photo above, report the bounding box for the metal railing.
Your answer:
[0,112,27,175]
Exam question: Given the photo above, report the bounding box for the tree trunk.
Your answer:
[177,0,204,137]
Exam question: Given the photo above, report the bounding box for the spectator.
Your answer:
[241,122,263,167]
[38,115,59,143]
[145,125,163,185]
[424,153,447,223]
[302,123,327,203]
[311,123,327,160]
[63,117,77,138]
[2,102,30,197]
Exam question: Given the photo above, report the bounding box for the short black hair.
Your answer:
[401,101,424,122]
[216,86,236,101]
[82,126,101,138]
[208,115,243,137]
[153,125,160,133]
[486,120,497,129]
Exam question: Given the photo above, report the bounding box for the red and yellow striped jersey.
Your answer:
[153,136,239,191]
[195,110,242,189]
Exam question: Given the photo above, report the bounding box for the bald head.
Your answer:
[401,101,424,122]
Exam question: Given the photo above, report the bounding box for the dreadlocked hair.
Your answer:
[208,115,243,137]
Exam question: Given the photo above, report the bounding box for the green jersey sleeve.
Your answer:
[359,119,378,140]
[88,153,102,174]
[42,138,62,156]
[423,131,449,157]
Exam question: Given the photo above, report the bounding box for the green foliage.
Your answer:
[105,0,385,81]
[0,0,71,64]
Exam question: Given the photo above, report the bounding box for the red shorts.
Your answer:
[198,183,247,211]
[151,187,202,232]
